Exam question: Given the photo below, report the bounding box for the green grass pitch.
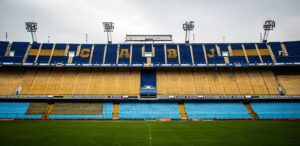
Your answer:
[0,120,299,146]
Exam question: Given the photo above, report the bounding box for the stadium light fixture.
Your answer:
[103,22,114,44]
[183,21,194,44]
[262,20,275,43]
[25,21,38,43]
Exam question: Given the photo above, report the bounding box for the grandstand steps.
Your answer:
[42,103,54,120]
[178,103,188,120]
[243,103,259,120]
[113,103,119,120]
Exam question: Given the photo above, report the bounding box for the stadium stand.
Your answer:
[48,102,113,119]
[0,102,42,119]
[118,102,181,119]
[0,40,299,120]
[184,102,251,119]
[251,102,300,119]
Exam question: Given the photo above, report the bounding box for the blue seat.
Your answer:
[118,44,131,64]
[0,102,42,119]
[179,44,192,64]
[91,44,105,64]
[104,44,118,64]
[152,44,165,65]
[132,44,146,64]
[72,44,92,64]
[118,103,181,119]
[229,43,247,64]
[256,43,273,63]
[36,43,54,63]
[26,43,41,63]
[192,44,206,64]
[0,42,29,64]
[284,41,300,57]
[251,102,300,119]
[0,41,9,56]
[50,44,68,64]
[166,44,179,64]
[205,44,225,64]
[185,103,251,119]
[243,43,261,63]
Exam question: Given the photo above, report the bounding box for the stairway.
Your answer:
[113,103,119,120]
[178,103,188,120]
[42,103,54,120]
[244,103,259,120]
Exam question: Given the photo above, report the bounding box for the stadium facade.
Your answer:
[0,40,300,120]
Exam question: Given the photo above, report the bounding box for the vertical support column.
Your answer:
[177,44,181,65]
[267,44,277,63]
[241,44,250,63]
[22,44,32,63]
[89,44,95,64]
[116,44,120,65]
[202,44,208,64]
[129,44,133,65]
[4,43,12,56]
[190,45,195,65]
[48,44,56,64]
[102,45,107,64]
[255,44,264,63]
[280,43,289,56]
[164,44,167,64]
[34,44,43,63]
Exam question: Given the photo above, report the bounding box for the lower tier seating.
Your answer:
[0,102,42,119]
[251,102,300,119]
[184,103,251,119]
[118,103,181,119]
[49,103,113,119]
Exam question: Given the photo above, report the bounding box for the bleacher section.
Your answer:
[1,41,300,66]
[2,67,300,97]
[48,103,113,119]
[184,102,251,119]
[251,102,300,119]
[0,102,42,119]
[10,68,140,96]
[156,68,279,96]
[118,102,181,119]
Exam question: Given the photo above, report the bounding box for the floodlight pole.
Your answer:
[25,21,38,43]
[262,20,275,43]
[183,21,194,44]
[103,22,114,44]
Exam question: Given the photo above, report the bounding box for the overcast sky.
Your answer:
[0,0,299,43]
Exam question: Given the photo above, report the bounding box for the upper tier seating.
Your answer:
[0,42,29,63]
[184,102,251,119]
[251,102,300,119]
[0,41,9,56]
[0,41,299,66]
[118,102,181,119]
[0,102,42,119]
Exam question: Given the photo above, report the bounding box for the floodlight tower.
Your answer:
[102,22,114,44]
[183,21,194,43]
[262,20,275,43]
[25,21,38,43]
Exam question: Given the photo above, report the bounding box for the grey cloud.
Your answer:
[0,0,299,43]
